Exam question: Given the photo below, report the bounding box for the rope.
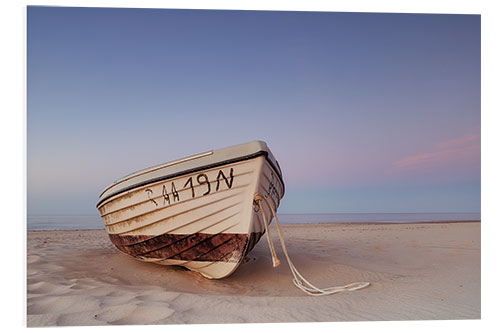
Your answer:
[254,193,370,296]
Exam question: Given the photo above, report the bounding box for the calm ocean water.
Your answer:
[27,213,481,231]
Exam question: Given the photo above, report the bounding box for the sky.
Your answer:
[27,6,481,215]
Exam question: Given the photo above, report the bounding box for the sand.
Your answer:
[26,222,480,326]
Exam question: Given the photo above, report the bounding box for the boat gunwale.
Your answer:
[97,150,284,208]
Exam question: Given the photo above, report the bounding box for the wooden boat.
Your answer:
[96,141,285,279]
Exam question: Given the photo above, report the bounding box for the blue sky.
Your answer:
[27,7,480,215]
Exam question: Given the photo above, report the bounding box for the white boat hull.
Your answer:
[97,151,284,279]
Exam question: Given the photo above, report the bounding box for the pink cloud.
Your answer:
[436,133,480,149]
[394,132,480,171]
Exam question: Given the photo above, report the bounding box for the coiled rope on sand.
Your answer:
[254,193,370,296]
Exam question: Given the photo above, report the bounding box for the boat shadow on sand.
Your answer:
[51,239,366,297]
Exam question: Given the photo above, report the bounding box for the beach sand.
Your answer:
[26,222,480,326]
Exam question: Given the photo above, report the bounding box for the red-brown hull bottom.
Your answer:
[109,231,264,263]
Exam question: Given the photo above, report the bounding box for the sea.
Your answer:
[27,213,481,231]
